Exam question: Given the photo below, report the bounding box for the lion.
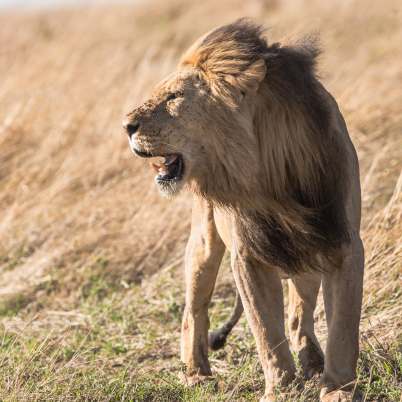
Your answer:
[123,19,364,402]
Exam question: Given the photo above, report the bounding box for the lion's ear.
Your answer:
[224,59,266,95]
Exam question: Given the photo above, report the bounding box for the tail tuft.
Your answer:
[208,329,229,350]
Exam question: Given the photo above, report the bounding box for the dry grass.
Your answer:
[0,0,401,400]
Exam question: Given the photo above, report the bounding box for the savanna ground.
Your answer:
[0,0,401,400]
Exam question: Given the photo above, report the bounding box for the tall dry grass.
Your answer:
[0,0,401,392]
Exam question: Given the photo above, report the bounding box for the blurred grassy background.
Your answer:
[0,0,401,400]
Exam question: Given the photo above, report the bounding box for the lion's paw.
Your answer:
[259,393,276,402]
[178,371,213,387]
[320,388,360,402]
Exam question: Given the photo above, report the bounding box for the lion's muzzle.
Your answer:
[123,118,153,157]
[123,115,185,196]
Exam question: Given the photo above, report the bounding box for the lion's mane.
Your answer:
[180,19,351,273]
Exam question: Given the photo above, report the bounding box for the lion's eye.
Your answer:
[166,92,182,102]
[166,93,177,102]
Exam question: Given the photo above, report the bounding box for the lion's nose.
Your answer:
[123,119,140,138]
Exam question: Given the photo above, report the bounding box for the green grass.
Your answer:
[0,259,400,402]
[0,293,32,317]
[0,244,35,273]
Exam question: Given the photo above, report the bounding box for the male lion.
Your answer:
[123,19,364,402]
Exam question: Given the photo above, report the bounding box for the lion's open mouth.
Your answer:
[151,154,184,183]
[131,146,185,195]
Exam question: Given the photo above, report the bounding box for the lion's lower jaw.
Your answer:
[155,178,184,197]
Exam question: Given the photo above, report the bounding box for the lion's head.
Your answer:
[123,20,268,199]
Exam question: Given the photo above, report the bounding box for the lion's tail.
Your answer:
[208,291,243,351]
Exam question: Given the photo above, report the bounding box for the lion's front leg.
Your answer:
[180,198,225,383]
[320,236,364,402]
[231,250,296,401]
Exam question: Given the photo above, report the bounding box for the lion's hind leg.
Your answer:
[320,236,364,401]
[232,253,296,401]
[288,271,324,379]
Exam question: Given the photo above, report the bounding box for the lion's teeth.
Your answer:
[150,154,178,167]
[151,162,163,172]
[150,154,179,175]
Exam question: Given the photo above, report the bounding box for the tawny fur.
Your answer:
[124,19,364,402]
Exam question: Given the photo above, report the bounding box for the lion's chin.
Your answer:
[155,177,185,198]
